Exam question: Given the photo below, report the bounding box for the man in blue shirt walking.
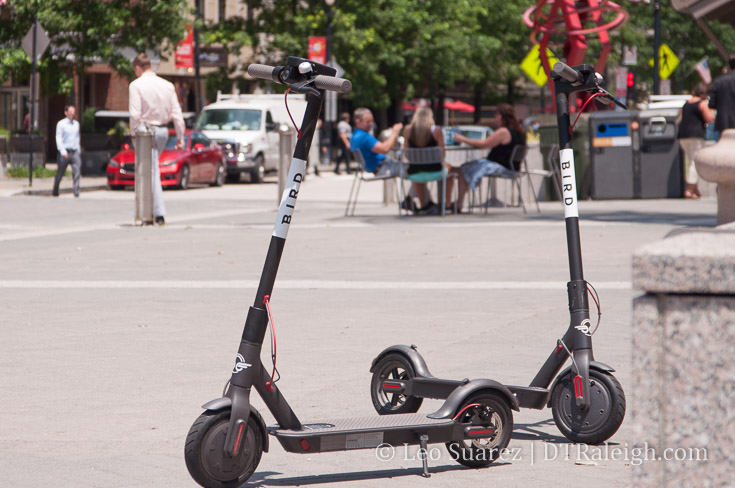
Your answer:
[350,107,403,176]
[53,105,82,197]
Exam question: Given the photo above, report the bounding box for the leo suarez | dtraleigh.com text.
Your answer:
[373,441,708,466]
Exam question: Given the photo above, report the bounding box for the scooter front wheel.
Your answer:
[185,409,264,488]
[446,392,513,468]
[370,353,423,415]
[551,369,626,444]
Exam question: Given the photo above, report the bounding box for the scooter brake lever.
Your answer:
[595,88,627,110]
[289,80,320,97]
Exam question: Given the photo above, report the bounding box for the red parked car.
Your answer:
[106,130,226,190]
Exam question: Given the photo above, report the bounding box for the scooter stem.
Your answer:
[554,88,584,283]
[253,89,324,309]
[222,83,327,456]
[552,64,602,410]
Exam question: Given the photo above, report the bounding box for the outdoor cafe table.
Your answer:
[442,146,480,211]
[445,145,480,167]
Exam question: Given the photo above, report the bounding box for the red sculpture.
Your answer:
[523,0,632,89]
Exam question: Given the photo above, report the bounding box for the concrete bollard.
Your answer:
[694,129,735,225]
[134,124,154,225]
[278,123,295,206]
[631,224,735,486]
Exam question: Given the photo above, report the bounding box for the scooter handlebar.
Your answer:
[247,64,352,94]
[247,63,280,83]
[314,75,352,94]
[553,62,582,84]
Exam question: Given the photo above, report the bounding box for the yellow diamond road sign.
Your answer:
[648,43,679,80]
[521,45,559,87]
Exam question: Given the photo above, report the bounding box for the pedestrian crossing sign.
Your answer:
[648,43,679,80]
[521,45,560,87]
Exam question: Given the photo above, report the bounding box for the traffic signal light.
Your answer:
[626,70,636,102]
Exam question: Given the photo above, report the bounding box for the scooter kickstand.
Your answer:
[419,434,431,478]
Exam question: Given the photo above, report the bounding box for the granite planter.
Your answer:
[631,224,735,487]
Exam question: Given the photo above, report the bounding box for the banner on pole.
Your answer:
[308,37,327,65]
[175,25,194,69]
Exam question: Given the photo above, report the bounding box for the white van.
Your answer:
[194,93,307,182]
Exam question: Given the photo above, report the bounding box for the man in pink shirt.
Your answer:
[129,52,185,225]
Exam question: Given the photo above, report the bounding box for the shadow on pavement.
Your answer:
[244,463,507,486]
[581,210,716,227]
[512,418,623,446]
[511,418,567,443]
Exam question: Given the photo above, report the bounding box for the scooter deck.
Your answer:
[270,413,457,453]
[381,378,549,409]
[506,385,549,409]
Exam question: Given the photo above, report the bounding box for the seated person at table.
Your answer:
[350,107,403,177]
[450,103,526,212]
[403,107,447,214]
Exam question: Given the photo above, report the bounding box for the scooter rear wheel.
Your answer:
[446,392,513,468]
[185,409,263,488]
[370,353,423,415]
[551,369,626,444]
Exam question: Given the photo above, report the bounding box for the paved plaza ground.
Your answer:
[0,170,719,487]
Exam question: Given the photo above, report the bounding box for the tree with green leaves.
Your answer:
[234,0,537,126]
[466,1,532,113]
[0,0,189,113]
[200,14,254,99]
[617,0,735,101]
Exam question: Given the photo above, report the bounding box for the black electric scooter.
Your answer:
[369,62,626,445]
[184,57,518,488]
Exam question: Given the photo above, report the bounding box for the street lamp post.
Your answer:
[653,0,661,95]
[324,0,335,168]
[29,15,38,187]
[193,0,203,113]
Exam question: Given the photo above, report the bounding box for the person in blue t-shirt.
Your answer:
[350,107,403,176]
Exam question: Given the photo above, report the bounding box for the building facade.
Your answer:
[0,0,254,163]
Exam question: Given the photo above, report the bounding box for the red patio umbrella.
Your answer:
[443,100,475,113]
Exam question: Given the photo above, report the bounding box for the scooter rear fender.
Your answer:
[545,361,616,408]
[428,379,520,419]
[370,344,434,378]
[201,397,270,452]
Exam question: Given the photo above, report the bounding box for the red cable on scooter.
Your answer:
[284,89,303,140]
[569,92,605,134]
[263,295,279,391]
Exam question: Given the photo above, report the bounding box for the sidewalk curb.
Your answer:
[17,185,110,197]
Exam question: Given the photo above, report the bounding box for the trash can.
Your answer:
[637,109,682,198]
[539,120,590,199]
[538,125,558,200]
[134,124,154,225]
[588,111,637,199]
[538,125,558,159]
[589,110,682,199]
[572,113,591,199]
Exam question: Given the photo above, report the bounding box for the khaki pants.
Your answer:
[678,138,705,185]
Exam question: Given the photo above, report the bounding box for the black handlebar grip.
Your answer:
[247,64,279,83]
[314,75,352,94]
[247,64,351,93]
[553,62,581,83]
